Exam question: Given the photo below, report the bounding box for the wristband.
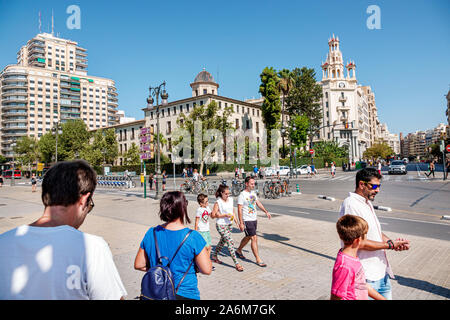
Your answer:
[387,240,394,250]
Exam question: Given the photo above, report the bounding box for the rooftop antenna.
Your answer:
[38,11,42,33]
[51,9,54,36]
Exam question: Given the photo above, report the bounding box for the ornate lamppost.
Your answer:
[146,82,168,200]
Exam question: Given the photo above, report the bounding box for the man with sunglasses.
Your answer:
[0,160,127,300]
[339,168,410,300]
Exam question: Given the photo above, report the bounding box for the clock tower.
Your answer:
[317,35,369,162]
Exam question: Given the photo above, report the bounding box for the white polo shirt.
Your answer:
[339,192,394,281]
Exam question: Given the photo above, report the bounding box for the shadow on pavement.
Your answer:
[260,232,335,261]
[395,275,450,299]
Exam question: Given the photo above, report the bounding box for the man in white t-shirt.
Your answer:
[0,160,127,300]
[236,176,271,267]
[339,168,410,300]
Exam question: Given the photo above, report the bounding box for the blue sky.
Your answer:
[1,0,449,135]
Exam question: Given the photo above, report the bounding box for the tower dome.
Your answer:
[190,68,219,97]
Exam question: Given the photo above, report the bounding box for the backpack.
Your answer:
[140,228,194,300]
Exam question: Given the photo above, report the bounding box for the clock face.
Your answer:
[339,82,345,88]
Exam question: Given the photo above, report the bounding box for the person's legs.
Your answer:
[366,274,392,300]
[250,235,263,264]
[237,235,251,256]
[222,224,239,266]
[213,224,226,261]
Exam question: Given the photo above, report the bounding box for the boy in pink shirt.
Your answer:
[331,215,386,300]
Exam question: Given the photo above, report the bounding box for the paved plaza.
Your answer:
[0,182,449,300]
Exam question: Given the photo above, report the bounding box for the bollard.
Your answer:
[296,184,300,193]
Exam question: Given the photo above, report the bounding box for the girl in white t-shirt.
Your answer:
[211,185,243,272]
[195,194,212,259]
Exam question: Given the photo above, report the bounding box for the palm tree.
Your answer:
[277,69,294,158]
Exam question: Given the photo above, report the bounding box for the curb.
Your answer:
[373,205,392,212]
[317,195,335,201]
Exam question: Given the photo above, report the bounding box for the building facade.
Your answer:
[0,33,119,160]
[318,35,374,161]
[142,70,267,163]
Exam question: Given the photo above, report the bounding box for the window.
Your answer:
[246,120,250,130]
[203,89,207,94]
[167,121,171,134]
[256,122,259,134]
[235,119,239,129]
[131,128,135,139]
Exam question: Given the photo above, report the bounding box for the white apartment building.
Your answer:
[377,123,400,155]
[0,33,119,160]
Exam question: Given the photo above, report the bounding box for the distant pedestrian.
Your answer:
[241,167,245,179]
[377,161,382,175]
[339,168,410,300]
[148,172,154,190]
[331,215,386,300]
[31,173,37,192]
[0,160,127,300]
[445,158,450,179]
[325,162,329,171]
[253,165,258,178]
[195,194,213,269]
[425,161,435,178]
[211,184,243,272]
[0,173,3,187]
[235,167,239,178]
[236,176,271,268]
[307,165,312,178]
[134,191,212,300]
[331,162,336,178]
[162,170,167,191]
[182,168,187,178]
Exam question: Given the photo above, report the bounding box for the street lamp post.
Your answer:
[10,143,16,187]
[147,81,168,200]
[52,121,62,163]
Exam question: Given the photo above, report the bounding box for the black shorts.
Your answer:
[244,220,257,237]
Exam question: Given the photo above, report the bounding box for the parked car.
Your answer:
[388,160,407,175]
[295,165,309,175]
[277,166,290,176]
[264,167,276,177]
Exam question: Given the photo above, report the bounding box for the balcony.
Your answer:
[2,118,27,124]
[1,82,28,89]
[2,75,27,82]
[1,104,28,110]
[1,89,28,97]
[28,40,45,49]
[2,110,28,117]
[2,96,28,103]
[339,96,347,102]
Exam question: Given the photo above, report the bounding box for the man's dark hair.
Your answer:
[159,191,190,224]
[244,176,255,184]
[42,160,97,207]
[355,167,382,189]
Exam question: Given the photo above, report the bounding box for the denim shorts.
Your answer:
[366,273,392,300]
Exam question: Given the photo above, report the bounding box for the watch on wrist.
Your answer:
[387,240,394,250]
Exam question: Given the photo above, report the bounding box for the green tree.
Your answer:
[0,155,7,164]
[259,67,281,153]
[277,68,294,158]
[14,136,40,170]
[38,132,56,165]
[59,120,91,160]
[363,143,394,160]
[289,114,310,149]
[285,67,323,147]
[313,140,349,163]
[123,142,141,166]
[175,100,233,174]
[103,128,119,164]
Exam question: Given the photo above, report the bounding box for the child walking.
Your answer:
[195,193,214,271]
[331,215,386,300]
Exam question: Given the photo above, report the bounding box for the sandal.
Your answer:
[235,264,244,272]
[256,261,267,267]
[236,251,246,259]
[211,256,222,264]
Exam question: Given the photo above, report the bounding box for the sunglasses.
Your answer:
[364,182,381,190]
[87,196,95,213]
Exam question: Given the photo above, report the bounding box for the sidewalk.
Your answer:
[0,186,449,300]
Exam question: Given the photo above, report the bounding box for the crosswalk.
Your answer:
[306,173,432,183]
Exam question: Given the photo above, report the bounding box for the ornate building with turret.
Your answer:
[318,35,383,161]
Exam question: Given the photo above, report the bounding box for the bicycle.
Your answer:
[231,178,244,197]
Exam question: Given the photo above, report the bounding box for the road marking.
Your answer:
[380,222,388,225]
[289,210,310,215]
